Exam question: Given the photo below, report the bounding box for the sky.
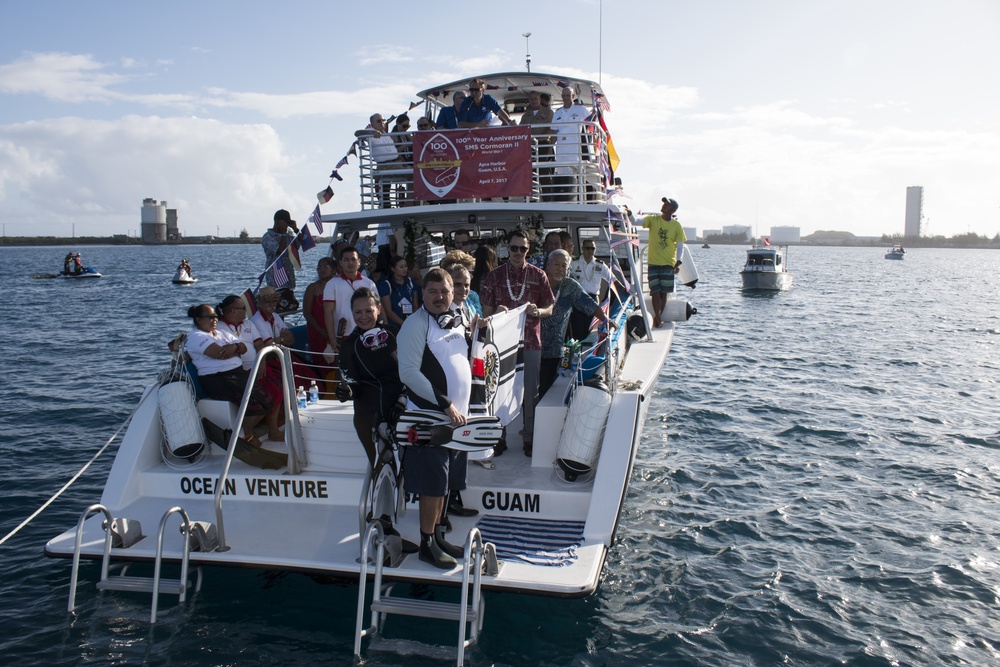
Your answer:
[1,1,998,240]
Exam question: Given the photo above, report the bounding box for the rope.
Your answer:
[0,387,156,547]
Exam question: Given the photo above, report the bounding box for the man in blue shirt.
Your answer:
[435,90,466,129]
[458,78,517,128]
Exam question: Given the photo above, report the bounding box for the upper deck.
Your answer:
[347,72,618,212]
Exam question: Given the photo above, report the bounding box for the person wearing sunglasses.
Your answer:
[398,268,472,568]
[479,230,555,457]
[458,77,516,128]
[337,288,404,468]
[185,303,272,447]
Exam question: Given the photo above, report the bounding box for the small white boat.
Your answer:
[741,244,792,291]
[172,269,198,284]
[885,244,905,260]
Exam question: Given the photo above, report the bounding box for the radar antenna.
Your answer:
[523,32,532,73]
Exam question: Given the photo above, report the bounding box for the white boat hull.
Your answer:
[45,315,674,598]
[741,270,792,291]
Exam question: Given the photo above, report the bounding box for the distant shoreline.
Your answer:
[2,236,996,250]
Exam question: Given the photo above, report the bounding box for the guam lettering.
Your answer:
[481,490,540,513]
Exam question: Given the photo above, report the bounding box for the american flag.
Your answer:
[336,155,349,169]
[271,258,289,289]
[308,205,323,234]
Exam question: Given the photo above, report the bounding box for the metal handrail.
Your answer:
[68,503,114,612]
[212,344,306,551]
[355,122,612,209]
[151,506,193,623]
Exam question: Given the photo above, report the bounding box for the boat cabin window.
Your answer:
[776,256,782,266]
[763,258,774,266]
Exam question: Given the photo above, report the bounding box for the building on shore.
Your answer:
[905,186,923,238]
[722,225,753,242]
[683,226,697,242]
[141,198,180,243]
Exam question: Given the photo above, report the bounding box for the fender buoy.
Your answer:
[555,379,612,482]
[158,382,206,459]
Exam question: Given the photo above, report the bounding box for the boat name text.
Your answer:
[481,490,540,513]
[179,476,329,499]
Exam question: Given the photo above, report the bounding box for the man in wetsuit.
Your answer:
[397,268,471,568]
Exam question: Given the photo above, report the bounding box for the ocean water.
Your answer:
[1,244,998,666]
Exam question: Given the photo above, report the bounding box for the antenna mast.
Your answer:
[523,32,532,72]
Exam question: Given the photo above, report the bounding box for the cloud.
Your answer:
[0,115,295,235]
[0,52,127,103]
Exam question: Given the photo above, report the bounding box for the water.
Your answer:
[1,244,998,666]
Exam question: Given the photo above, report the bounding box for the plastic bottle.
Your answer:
[308,380,319,404]
[297,386,307,410]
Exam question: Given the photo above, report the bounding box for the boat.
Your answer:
[885,244,905,260]
[740,244,792,290]
[44,71,695,664]
[61,267,102,279]
[702,243,710,249]
[172,268,198,284]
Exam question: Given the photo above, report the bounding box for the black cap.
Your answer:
[274,209,292,223]
[661,197,679,210]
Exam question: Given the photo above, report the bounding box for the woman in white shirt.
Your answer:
[187,303,272,447]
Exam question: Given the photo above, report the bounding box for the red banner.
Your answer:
[412,127,533,201]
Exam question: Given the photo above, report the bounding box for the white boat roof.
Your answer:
[416,71,609,111]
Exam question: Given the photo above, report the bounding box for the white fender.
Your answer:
[158,382,206,458]
[663,298,697,322]
[677,244,699,288]
[555,382,612,482]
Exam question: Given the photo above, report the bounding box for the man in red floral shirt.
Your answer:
[480,230,555,456]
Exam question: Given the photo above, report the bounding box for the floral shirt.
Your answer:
[479,262,554,351]
[540,278,598,358]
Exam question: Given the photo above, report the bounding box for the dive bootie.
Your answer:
[419,531,457,569]
[435,524,465,559]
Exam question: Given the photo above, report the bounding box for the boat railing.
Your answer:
[212,345,307,552]
[355,122,613,209]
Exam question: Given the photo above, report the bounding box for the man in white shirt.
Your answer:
[356,113,400,208]
[323,246,378,355]
[569,239,613,339]
[551,87,590,202]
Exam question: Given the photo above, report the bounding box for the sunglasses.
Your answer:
[508,245,529,253]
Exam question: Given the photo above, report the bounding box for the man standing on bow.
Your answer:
[642,197,686,328]
[398,268,471,569]
[480,230,554,457]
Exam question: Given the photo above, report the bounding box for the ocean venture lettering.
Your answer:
[481,490,540,513]
[179,476,328,499]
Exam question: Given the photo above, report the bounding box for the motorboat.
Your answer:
[702,243,710,249]
[741,244,792,290]
[44,71,696,665]
[172,268,198,284]
[885,244,905,260]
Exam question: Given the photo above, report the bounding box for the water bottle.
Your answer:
[297,386,307,410]
[308,380,319,404]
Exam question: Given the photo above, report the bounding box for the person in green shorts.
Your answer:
[642,198,687,328]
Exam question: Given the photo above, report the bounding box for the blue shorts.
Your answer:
[402,445,450,496]
[647,265,676,294]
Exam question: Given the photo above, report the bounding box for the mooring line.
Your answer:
[0,388,154,546]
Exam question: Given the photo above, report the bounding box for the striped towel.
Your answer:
[475,516,585,567]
